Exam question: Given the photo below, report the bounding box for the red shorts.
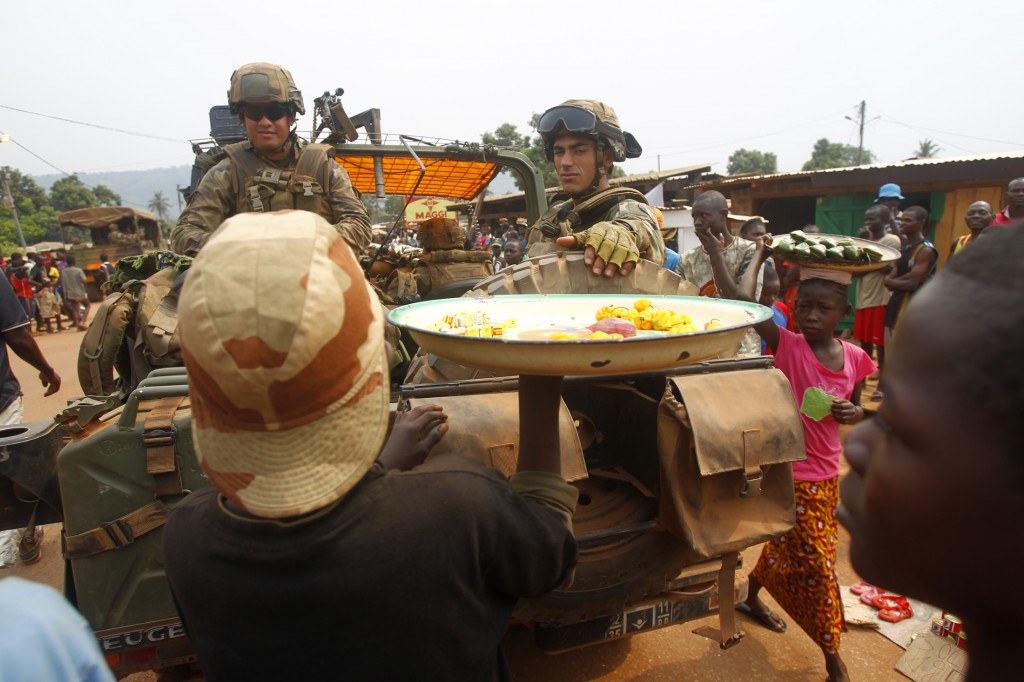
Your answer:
[853,306,886,346]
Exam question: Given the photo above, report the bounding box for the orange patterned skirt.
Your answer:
[751,477,844,653]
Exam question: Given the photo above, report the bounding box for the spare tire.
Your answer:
[514,477,690,624]
[476,252,696,298]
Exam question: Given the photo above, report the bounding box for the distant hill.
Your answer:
[34,166,192,215]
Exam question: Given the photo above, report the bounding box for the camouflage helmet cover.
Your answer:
[539,99,642,162]
[417,217,465,250]
[228,62,305,116]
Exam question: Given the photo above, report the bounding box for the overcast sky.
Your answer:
[1,0,1019,182]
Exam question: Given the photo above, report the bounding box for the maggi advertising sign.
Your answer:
[404,197,455,222]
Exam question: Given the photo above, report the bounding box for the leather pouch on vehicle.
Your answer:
[657,368,805,558]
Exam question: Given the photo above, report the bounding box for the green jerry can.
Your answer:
[57,368,209,670]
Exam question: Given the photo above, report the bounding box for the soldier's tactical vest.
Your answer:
[527,186,651,257]
[224,141,334,216]
[414,250,493,294]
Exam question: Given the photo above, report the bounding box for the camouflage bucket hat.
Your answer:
[417,216,465,250]
[178,210,388,518]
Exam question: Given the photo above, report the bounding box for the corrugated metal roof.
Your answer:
[703,150,1024,187]
[609,163,712,185]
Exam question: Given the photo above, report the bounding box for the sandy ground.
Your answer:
[3,322,909,681]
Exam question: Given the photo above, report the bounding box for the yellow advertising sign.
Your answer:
[404,197,455,222]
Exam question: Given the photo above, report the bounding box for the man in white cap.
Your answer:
[163,210,578,681]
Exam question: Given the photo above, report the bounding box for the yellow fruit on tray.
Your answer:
[633,298,652,311]
[637,309,655,330]
[704,320,723,330]
[549,332,580,340]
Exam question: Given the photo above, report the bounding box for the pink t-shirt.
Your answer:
[773,327,876,481]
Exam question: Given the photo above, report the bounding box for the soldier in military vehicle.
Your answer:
[525,100,665,277]
[413,217,493,298]
[170,62,372,257]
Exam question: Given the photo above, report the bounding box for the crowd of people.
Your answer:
[1,55,1019,681]
[0,249,114,334]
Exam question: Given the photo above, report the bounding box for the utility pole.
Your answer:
[855,100,866,165]
[1,178,27,250]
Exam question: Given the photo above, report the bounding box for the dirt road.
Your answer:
[4,326,909,681]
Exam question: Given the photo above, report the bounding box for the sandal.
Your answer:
[860,588,889,606]
[870,594,909,611]
[850,580,875,595]
[879,602,914,623]
[736,602,787,633]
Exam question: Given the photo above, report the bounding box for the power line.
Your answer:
[870,108,1023,147]
[2,135,150,210]
[645,109,849,159]
[5,136,72,176]
[0,103,185,144]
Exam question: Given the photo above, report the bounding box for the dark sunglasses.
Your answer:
[242,104,291,122]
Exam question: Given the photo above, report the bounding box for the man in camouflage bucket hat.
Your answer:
[170,62,372,258]
[164,210,578,681]
[525,99,665,276]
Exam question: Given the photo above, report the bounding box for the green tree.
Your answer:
[148,191,171,221]
[481,117,558,190]
[0,167,49,211]
[0,167,60,245]
[93,185,122,206]
[914,139,941,158]
[801,138,876,171]
[49,174,96,212]
[361,195,406,225]
[727,148,778,175]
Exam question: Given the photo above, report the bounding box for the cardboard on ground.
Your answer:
[895,632,967,682]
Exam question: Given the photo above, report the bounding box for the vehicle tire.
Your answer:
[514,476,690,624]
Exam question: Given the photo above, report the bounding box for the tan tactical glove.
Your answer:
[570,222,641,269]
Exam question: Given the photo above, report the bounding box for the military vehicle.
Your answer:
[0,92,804,679]
[56,207,165,300]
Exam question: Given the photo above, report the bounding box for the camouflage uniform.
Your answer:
[171,139,371,257]
[525,187,666,266]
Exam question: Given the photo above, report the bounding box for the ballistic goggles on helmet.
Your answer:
[241,103,292,122]
[537,105,621,142]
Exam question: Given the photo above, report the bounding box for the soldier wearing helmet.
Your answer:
[524,100,665,277]
[412,217,493,298]
[171,62,371,257]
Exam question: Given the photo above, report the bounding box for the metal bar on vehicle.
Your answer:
[574,519,661,545]
[399,356,776,399]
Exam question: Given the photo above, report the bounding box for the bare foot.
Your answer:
[825,651,849,682]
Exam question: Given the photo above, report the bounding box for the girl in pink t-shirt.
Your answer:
[739,274,875,682]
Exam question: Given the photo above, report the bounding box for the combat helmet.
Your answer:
[537,99,642,163]
[228,62,305,116]
[417,217,465,251]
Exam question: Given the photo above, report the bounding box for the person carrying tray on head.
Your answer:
[524,100,665,277]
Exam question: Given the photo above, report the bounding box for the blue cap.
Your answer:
[875,183,904,202]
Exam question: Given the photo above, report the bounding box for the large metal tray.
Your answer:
[387,294,771,376]
[777,233,900,273]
